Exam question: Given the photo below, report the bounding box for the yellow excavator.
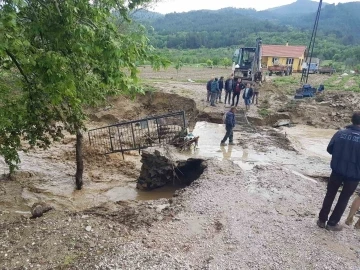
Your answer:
[232,38,262,82]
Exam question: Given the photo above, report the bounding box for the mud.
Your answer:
[88,91,199,128]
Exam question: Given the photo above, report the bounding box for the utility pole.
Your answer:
[300,0,323,84]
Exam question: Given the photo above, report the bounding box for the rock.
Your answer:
[85,226,92,232]
[156,204,170,213]
[273,119,291,128]
[30,202,53,218]
[137,147,205,190]
[331,112,336,116]
[318,101,331,106]
[321,117,326,121]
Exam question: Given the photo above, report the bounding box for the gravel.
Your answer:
[92,159,360,269]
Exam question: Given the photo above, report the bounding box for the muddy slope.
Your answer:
[88,91,198,128]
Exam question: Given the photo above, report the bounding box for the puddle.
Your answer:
[187,122,270,170]
[106,183,182,201]
[187,122,332,178]
[282,125,335,160]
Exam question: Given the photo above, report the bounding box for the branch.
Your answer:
[5,49,30,85]
[53,0,62,17]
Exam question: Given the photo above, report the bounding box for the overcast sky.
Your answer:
[151,0,358,14]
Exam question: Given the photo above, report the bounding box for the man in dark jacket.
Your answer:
[318,112,360,231]
[220,107,236,146]
[210,78,219,107]
[231,78,245,107]
[224,75,234,105]
[242,83,254,111]
[217,76,224,103]
[206,78,213,102]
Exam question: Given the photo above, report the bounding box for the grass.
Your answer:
[272,76,300,95]
[272,73,360,93]
[323,74,360,92]
[272,76,299,87]
[258,108,270,117]
[62,254,78,267]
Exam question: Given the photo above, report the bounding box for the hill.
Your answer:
[134,1,360,50]
[267,0,328,14]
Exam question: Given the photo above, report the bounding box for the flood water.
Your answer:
[188,122,269,170]
[281,125,335,160]
[0,121,335,213]
[189,121,334,173]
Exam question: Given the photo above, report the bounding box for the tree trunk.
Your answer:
[75,130,84,190]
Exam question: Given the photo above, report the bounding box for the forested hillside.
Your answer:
[137,1,360,49]
[267,0,327,14]
[132,0,360,66]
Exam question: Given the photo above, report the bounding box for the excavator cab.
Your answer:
[232,38,262,82]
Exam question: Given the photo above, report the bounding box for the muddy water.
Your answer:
[189,121,332,175]
[282,125,335,160]
[0,145,179,213]
[188,122,270,170]
[0,122,334,213]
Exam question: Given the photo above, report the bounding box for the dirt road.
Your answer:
[1,67,360,269]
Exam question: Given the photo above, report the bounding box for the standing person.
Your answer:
[252,83,260,105]
[217,76,224,103]
[243,83,254,111]
[231,78,245,107]
[220,107,236,146]
[317,112,360,231]
[224,75,234,105]
[206,77,213,102]
[210,78,219,107]
[345,195,360,229]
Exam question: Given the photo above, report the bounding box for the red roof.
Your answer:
[262,45,306,58]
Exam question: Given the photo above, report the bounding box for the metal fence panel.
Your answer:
[88,111,186,154]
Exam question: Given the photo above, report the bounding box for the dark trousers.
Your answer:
[221,125,233,143]
[319,172,359,226]
[217,90,223,101]
[225,91,232,104]
[210,92,217,105]
[231,92,240,106]
[252,92,259,105]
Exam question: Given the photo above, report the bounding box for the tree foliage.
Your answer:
[221,57,232,69]
[0,0,169,188]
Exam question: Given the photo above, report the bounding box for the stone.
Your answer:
[273,119,291,128]
[156,204,170,213]
[30,202,53,218]
[85,226,92,232]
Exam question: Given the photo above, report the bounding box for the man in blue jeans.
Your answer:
[220,107,236,146]
[243,83,254,111]
[318,112,360,231]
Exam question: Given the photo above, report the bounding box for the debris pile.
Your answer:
[136,147,206,190]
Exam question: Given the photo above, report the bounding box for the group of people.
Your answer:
[206,75,260,110]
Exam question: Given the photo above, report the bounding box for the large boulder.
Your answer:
[137,147,206,190]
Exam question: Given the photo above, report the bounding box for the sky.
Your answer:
[151,0,358,14]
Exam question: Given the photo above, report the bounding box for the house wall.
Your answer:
[261,55,305,72]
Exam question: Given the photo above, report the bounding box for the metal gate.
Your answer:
[88,111,186,155]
